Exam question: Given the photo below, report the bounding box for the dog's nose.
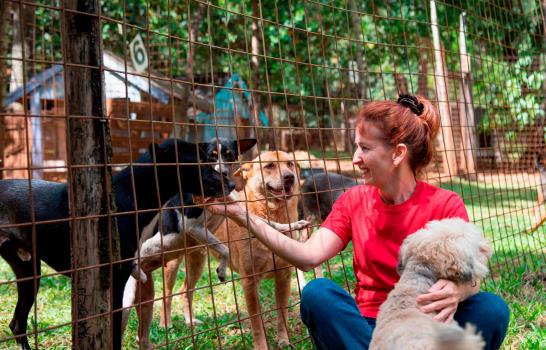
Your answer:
[283,173,295,185]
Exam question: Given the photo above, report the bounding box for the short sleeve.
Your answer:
[443,193,469,222]
[320,190,353,246]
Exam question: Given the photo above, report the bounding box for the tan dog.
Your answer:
[370,218,492,350]
[161,151,301,349]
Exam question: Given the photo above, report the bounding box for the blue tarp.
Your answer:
[197,74,267,141]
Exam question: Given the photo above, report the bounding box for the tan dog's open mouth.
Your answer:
[266,183,294,197]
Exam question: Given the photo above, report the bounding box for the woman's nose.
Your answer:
[352,151,363,165]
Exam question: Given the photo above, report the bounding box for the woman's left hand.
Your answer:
[416,279,460,323]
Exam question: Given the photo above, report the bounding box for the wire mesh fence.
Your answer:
[0,0,544,349]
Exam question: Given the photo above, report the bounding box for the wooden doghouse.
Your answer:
[2,52,212,180]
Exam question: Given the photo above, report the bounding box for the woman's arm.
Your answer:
[206,200,345,271]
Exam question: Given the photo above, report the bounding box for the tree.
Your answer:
[61,0,119,348]
[430,0,458,175]
[0,1,11,179]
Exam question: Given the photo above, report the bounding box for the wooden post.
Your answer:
[458,12,478,175]
[62,1,118,348]
[0,1,10,179]
[430,0,458,176]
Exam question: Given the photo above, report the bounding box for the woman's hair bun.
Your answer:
[397,94,424,116]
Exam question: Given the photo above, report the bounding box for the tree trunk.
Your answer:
[430,0,458,176]
[458,12,477,175]
[348,0,368,101]
[541,0,546,113]
[9,3,35,92]
[417,37,429,97]
[347,0,368,152]
[62,1,119,348]
[251,1,272,154]
[178,1,207,140]
[394,72,409,95]
[0,1,11,178]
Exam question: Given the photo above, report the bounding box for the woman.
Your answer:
[206,94,509,350]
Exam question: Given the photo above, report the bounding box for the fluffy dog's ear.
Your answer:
[474,236,492,280]
[233,162,252,191]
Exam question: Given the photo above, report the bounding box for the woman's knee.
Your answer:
[471,292,510,327]
[301,278,336,310]
[458,291,510,345]
[300,278,346,320]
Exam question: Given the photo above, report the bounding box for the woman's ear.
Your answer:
[392,143,408,167]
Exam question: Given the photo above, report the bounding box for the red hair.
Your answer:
[355,95,440,174]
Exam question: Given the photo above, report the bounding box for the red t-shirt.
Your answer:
[321,181,469,318]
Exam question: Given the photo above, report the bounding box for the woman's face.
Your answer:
[352,121,396,187]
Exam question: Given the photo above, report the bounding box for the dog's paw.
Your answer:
[136,336,153,350]
[17,248,32,262]
[291,220,310,231]
[216,267,227,282]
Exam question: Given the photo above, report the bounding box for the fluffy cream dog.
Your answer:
[370,218,492,350]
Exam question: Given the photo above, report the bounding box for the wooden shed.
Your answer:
[2,52,212,180]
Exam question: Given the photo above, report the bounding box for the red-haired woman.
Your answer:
[207,95,509,350]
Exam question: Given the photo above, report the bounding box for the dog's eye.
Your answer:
[287,161,294,168]
[264,163,275,169]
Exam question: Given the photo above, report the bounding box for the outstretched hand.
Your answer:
[205,196,246,223]
[416,279,461,323]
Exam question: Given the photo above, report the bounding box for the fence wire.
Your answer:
[0,0,545,349]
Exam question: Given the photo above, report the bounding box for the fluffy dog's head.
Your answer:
[234,151,300,209]
[397,218,492,283]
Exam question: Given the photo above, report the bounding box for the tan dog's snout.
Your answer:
[234,152,300,198]
[283,171,295,186]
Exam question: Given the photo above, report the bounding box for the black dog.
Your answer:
[296,172,360,282]
[0,137,256,350]
[121,138,257,348]
[299,172,361,224]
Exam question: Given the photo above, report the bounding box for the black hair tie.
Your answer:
[397,94,424,116]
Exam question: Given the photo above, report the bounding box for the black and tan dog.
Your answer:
[121,137,257,348]
[0,137,255,350]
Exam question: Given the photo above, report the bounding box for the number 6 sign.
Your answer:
[130,34,148,73]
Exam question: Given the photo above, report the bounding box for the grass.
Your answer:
[1,175,545,349]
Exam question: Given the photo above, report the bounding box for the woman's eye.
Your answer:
[358,145,368,151]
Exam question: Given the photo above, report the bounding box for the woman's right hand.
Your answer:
[205,196,247,224]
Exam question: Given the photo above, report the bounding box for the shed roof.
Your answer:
[3,51,213,111]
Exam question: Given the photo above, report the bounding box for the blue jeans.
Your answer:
[300,278,510,350]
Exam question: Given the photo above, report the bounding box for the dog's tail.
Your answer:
[435,323,485,350]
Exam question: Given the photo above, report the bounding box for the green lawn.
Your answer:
[0,176,544,349]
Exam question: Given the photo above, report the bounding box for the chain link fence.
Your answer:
[0,1,544,349]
